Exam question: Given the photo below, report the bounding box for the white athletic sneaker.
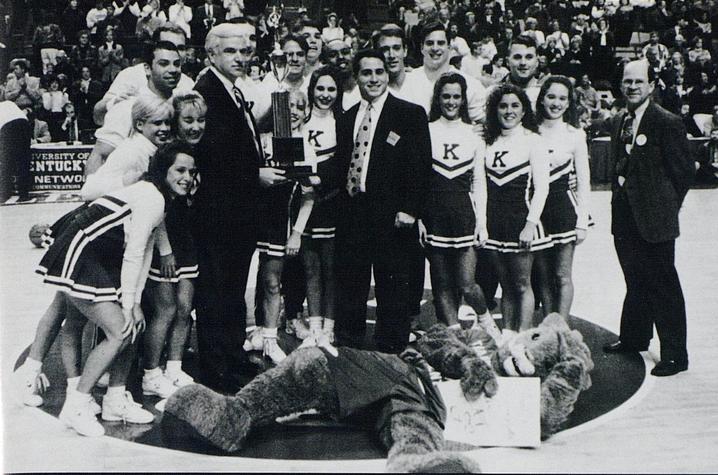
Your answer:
[142,373,179,399]
[243,327,264,351]
[286,318,311,340]
[101,391,154,424]
[59,398,105,437]
[323,328,335,344]
[263,338,287,364]
[164,368,194,388]
[13,368,48,407]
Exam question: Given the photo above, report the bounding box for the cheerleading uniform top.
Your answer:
[427,117,487,229]
[303,111,339,238]
[483,125,550,223]
[538,121,590,230]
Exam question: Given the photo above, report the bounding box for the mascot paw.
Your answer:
[460,357,498,401]
[387,452,481,473]
[164,384,251,452]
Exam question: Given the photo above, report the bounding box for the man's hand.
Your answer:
[259,167,287,187]
[575,228,587,244]
[394,211,416,228]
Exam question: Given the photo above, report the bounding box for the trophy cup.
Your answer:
[270,41,313,179]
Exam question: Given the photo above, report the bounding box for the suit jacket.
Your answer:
[193,69,263,238]
[332,93,432,229]
[192,3,225,32]
[610,101,695,242]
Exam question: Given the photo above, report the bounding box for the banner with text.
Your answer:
[30,144,91,191]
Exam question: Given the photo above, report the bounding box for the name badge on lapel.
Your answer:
[387,131,401,146]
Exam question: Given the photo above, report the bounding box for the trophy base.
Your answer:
[282,165,314,180]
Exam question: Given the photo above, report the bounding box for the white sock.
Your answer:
[262,327,278,338]
[144,367,162,379]
[105,385,126,400]
[66,388,91,405]
[165,360,182,374]
[23,357,42,373]
[323,318,334,332]
[308,316,323,331]
[67,376,81,390]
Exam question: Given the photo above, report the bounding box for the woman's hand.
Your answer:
[417,219,427,247]
[575,228,587,245]
[121,306,133,338]
[159,253,176,278]
[286,231,301,256]
[518,222,535,249]
[132,303,146,337]
[475,226,488,247]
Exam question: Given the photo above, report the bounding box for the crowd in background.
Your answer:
[2,0,718,145]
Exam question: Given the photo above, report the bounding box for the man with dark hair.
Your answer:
[603,60,694,377]
[85,40,183,174]
[322,38,361,109]
[297,20,323,75]
[402,22,486,121]
[330,49,432,353]
[502,34,541,105]
[261,34,309,94]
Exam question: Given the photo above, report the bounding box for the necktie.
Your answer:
[346,104,373,197]
[233,85,264,160]
[615,112,634,180]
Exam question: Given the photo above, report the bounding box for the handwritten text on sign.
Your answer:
[30,145,91,191]
[438,377,541,448]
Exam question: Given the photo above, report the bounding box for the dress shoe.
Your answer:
[651,359,688,377]
[603,340,648,353]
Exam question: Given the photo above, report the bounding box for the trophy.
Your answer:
[269,35,313,178]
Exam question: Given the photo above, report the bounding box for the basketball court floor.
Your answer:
[1,189,717,472]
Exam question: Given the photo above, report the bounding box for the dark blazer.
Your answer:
[332,93,432,227]
[192,3,225,35]
[193,69,263,239]
[610,101,695,243]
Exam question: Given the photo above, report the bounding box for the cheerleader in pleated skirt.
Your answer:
[533,76,591,319]
[483,84,551,331]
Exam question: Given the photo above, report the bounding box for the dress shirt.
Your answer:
[352,90,389,191]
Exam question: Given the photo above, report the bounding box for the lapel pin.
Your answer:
[635,134,647,146]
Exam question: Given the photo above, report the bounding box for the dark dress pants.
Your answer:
[613,193,688,363]
[334,194,413,353]
[193,230,256,389]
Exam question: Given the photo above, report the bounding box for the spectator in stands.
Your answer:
[136,0,167,42]
[502,35,541,105]
[41,76,70,140]
[688,36,711,64]
[181,46,204,80]
[192,0,225,46]
[546,19,571,52]
[297,20,323,76]
[613,0,635,46]
[4,58,41,109]
[53,51,76,81]
[69,65,103,139]
[643,30,670,68]
[589,17,616,81]
[461,36,491,83]
[168,0,192,41]
[25,106,51,144]
[223,0,244,21]
[576,73,601,117]
[688,70,718,114]
[32,22,65,75]
[524,17,546,47]
[60,0,87,45]
[69,30,99,78]
[261,34,309,94]
[96,3,123,43]
[111,0,141,41]
[695,127,718,184]
[678,101,702,137]
[447,22,470,62]
[97,27,126,85]
[322,12,343,43]
[86,0,109,42]
[59,101,80,142]
[662,72,691,114]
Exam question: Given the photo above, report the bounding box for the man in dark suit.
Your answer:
[603,60,695,377]
[192,0,225,46]
[192,22,286,392]
[331,49,432,353]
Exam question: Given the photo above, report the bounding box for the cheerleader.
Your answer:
[298,66,343,342]
[533,76,590,319]
[421,73,497,337]
[483,84,551,331]
[143,92,207,396]
[248,90,317,364]
[13,95,173,410]
[30,142,196,437]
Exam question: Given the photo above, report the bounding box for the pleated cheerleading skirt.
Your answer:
[35,196,130,302]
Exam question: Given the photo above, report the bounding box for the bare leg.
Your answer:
[145,281,177,369]
[428,249,459,326]
[454,247,488,315]
[27,292,67,362]
[59,305,86,378]
[553,243,576,319]
[504,252,535,331]
[320,239,336,321]
[258,257,285,329]
[532,248,556,319]
[67,298,127,394]
[167,279,194,361]
[302,239,323,317]
[494,251,517,330]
